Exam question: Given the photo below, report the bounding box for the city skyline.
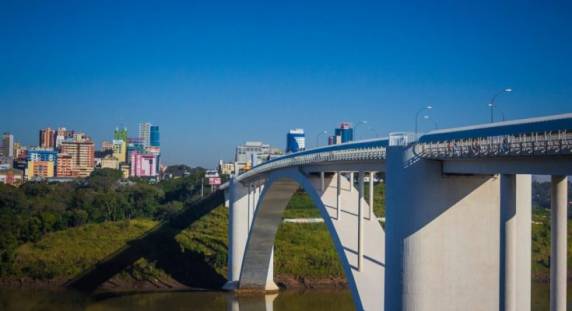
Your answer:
[2,1,572,167]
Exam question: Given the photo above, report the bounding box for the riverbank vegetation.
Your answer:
[0,168,208,276]
[0,175,569,290]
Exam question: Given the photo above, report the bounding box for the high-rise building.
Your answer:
[145,146,161,173]
[14,143,27,161]
[39,128,56,149]
[56,153,73,177]
[55,128,71,148]
[286,129,305,153]
[60,140,95,177]
[114,127,128,143]
[72,132,89,142]
[335,122,354,144]
[1,133,14,158]
[235,141,271,165]
[150,125,160,147]
[130,151,158,177]
[139,122,152,147]
[112,139,127,163]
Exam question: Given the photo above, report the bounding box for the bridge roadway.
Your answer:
[222,112,572,311]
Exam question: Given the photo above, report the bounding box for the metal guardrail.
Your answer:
[236,146,387,182]
[417,130,572,159]
[223,114,572,185]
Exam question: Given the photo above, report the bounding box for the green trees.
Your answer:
[0,168,208,275]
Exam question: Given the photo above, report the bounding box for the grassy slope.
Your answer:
[14,219,157,279]
[282,183,385,219]
[10,184,568,285]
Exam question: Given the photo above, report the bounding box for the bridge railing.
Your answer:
[236,145,387,182]
[417,130,572,159]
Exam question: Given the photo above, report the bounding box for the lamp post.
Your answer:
[489,88,512,123]
[415,105,432,138]
[354,121,368,140]
[316,130,328,147]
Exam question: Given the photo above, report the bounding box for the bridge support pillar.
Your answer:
[386,146,502,311]
[223,178,250,291]
[550,175,568,311]
[368,171,374,220]
[358,171,364,271]
[500,174,531,311]
[320,172,325,192]
[350,172,354,192]
[336,171,342,220]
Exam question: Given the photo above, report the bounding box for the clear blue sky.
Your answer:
[1,0,571,167]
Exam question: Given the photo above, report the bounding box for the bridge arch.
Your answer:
[237,167,384,311]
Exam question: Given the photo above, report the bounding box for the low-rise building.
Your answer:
[218,160,251,175]
[27,160,54,179]
[101,157,120,170]
[0,168,24,186]
[119,163,130,179]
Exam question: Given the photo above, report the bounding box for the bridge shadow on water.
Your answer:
[66,190,226,293]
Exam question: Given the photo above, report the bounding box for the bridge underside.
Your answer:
[235,168,385,311]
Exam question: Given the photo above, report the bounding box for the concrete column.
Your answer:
[550,176,568,311]
[223,178,250,290]
[385,146,502,310]
[500,174,517,311]
[358,171,364,271]
[350,172,354,192]
[336,171,342,220]
[252,184,259,213]
[516,175,532,311]
[247,185,251,230]
[369,172,374,220]
[320,172,325,192]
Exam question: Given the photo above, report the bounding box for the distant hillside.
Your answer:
[532,180,572,210]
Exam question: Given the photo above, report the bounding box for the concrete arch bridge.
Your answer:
[221,113,572,311]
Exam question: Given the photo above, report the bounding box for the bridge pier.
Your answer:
[336,171,342,220]
[358,171,364,271]
[500,174,531,311]
[550,175,568,311]
[368,171,374,220]
[223,178,251,290]
[386,146,502,310]
[350,172,354,192]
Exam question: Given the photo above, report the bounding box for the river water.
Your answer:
[0,282,562,310]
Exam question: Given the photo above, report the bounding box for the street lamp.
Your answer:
[354,120,368,140]
[316,130,328,147]
[415,105,433,137]
[488,88,512,123]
